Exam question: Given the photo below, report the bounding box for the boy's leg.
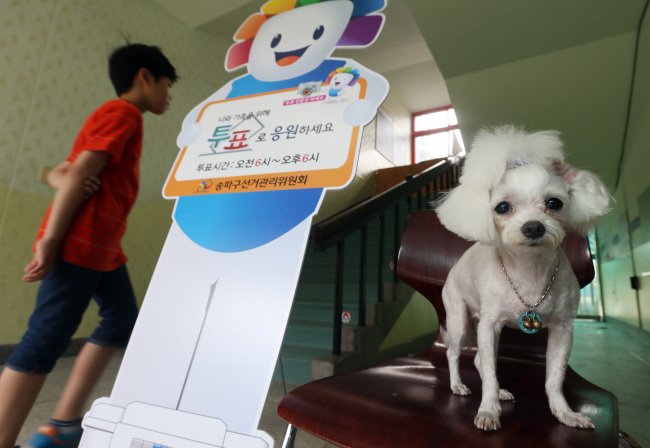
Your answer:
[0,367,47,448]
[48,264,138,425]
[6,259,102,447]
[51,342,117,422]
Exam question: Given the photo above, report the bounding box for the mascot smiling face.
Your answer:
[248,2,353,81]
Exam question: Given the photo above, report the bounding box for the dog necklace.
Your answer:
[498,254,560,334]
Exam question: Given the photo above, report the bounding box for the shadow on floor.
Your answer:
[9,318,649,447]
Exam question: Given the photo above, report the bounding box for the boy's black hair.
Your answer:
[109,44,178,96]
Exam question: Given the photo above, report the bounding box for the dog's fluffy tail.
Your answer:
[439,325,449,347]
[438,321,477,349]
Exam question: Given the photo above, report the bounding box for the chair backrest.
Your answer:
[396,210,595,361]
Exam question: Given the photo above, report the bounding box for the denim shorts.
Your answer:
[7,259,138,374]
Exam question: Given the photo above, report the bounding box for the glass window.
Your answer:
[414,110,448,132]
[415,132,451,161]
[411,107,464,164]
[448,109,458,125]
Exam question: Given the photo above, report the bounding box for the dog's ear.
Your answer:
[555,163,611,234]
[433,127,512,244]
[435,183,497,243]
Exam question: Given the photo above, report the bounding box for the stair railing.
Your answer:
[310,155,463,355]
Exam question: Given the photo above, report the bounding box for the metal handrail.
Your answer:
[311,156,462,252]
[309,156,463,355]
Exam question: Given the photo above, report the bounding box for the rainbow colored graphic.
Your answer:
[226,0,385,71]
[325,66,361,86]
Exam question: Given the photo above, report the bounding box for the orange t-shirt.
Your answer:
[35,99,143,271]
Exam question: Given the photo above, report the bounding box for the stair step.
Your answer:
[283,319,332,349]
[289,302,333,323]
[280,343,332,360]
[277,207,414,385]
[298,269,392,285]
[273,344,332,384]
[291,301,372,326]
[272,356,310,384]
[294,283,383,301]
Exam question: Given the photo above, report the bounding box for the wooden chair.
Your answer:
[278,210,620,447]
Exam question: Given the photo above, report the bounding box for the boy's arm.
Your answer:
[22,150,112,282]
[48,160,102,198]
[46,161,70,189]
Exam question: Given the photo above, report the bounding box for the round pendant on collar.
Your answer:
[518,310,542,334]
[498,252,558,335]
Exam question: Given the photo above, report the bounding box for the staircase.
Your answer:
[275,217,399,384]
[273,157,462,385]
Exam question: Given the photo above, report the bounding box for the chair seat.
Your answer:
[278,211,618,447]
[278,339,618,448]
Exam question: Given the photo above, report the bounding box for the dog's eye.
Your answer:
[546,198,563,210]
[495,202,511,214]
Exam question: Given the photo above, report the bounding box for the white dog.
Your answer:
[435,125,610,431]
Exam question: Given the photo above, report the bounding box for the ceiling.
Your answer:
[407,0,645,79]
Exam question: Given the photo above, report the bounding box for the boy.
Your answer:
[0,44,177,448]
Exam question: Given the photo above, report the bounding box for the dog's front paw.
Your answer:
[451,384,471,396]
[499,389,515,401]
[474,411,501,431]
[553,410,595,429]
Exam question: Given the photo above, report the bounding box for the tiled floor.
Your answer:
[570,319,650,447]
[12,355,335,448]
[8,318,649,447]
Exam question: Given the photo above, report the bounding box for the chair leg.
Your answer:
[281,424,298,448]
[618,430,642,448]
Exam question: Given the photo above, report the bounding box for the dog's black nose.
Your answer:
[521,221,545,239]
